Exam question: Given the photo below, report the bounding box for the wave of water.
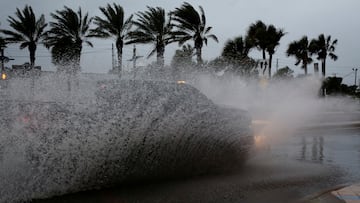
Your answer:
[0,78,252,202]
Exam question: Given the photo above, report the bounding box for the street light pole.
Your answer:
[353,68,358,86]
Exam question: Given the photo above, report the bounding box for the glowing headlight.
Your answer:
[1,73,7,80]
[177,80,186,84]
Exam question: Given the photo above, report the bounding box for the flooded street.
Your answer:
[34,127,359,203]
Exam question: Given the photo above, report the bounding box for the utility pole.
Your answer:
[1,48,4,71]
[128,45,143,78]
[276,58,279,71]
[353,68,358,86]
[0,47,13,71]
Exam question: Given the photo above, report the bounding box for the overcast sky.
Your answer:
[0,0,359,84]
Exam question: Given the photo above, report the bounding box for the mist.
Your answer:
[192,73,359,144]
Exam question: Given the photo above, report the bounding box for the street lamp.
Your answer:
[353,68,358,86]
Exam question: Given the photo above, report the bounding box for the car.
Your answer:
[0,79,253,202]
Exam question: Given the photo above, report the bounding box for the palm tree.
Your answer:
[246,20,284,78]
[310,34,338,77]
[246,20,267,62]
[44,6,93,73]
[0,5,47,68]
[171,2,218,65]
[221,36,257,76]
[265,25,285,78]
[126,6,173,68]
[91,3,133,75]
[286,36,313,75]
[222,36,251,62]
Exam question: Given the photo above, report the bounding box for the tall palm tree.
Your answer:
[246,20,267,62]
[310,34,338,77]
[286,36,313,75]
[44,6,93,73]
[91,3,133,75]
[246,20,284,78]
[126,6,174,68]
[171,2,218,65]
[265,25,285,78]
[0,5,47,68]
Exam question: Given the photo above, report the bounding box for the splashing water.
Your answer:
[0,74,253,202]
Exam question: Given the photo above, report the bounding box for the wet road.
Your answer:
[34,127,360,203]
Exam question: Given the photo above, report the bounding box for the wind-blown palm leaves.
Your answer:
[222,36,251,62]
[221,36,257,76]
[310,34,338,77]
[91,3,133,75]
[246,20,267,61]
[44,6,93,73]
[246,20,285,78]
[286,36,313,75]
[126,6,174,68]
[0,5,47,67]
[171,2,218,65]
[265,25,285,78]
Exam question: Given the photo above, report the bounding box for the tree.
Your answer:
[44,6,93,73]
[126,6,173,68]
[310,34,338,77]
[171,2,218,65]
[222,36,251,62]
[246,20,285,78]
[91,3,133,76]
[171,44,195,80]
[265,25,285,78]
[246,20,267,67]
[171,44,194,68]
[1,5,47,67]
[221,36,257,76]
[273,66,294,79]
[286,36,313,75]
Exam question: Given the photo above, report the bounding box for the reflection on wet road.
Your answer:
[35,128,359,203]
[274,129,360,183]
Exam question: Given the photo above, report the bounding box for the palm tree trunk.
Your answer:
[74,42,82,74]
[262,49,266,60]
[260,49,266,70]
[116,40,123,78]
[322,59,326,77]
[268,54,273,78]
[195,37,203,65]
[29,43,36,68]
[196,47,202,65]
[156,44,165,68]
[303,59,308,75]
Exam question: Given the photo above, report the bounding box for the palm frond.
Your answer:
[147,47,157,58]
[206,34,218,43]
[19,41,30,49]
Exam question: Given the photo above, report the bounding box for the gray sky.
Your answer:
[1,0,359,84]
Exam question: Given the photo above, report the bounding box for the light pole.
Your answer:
[353,68,358,86]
